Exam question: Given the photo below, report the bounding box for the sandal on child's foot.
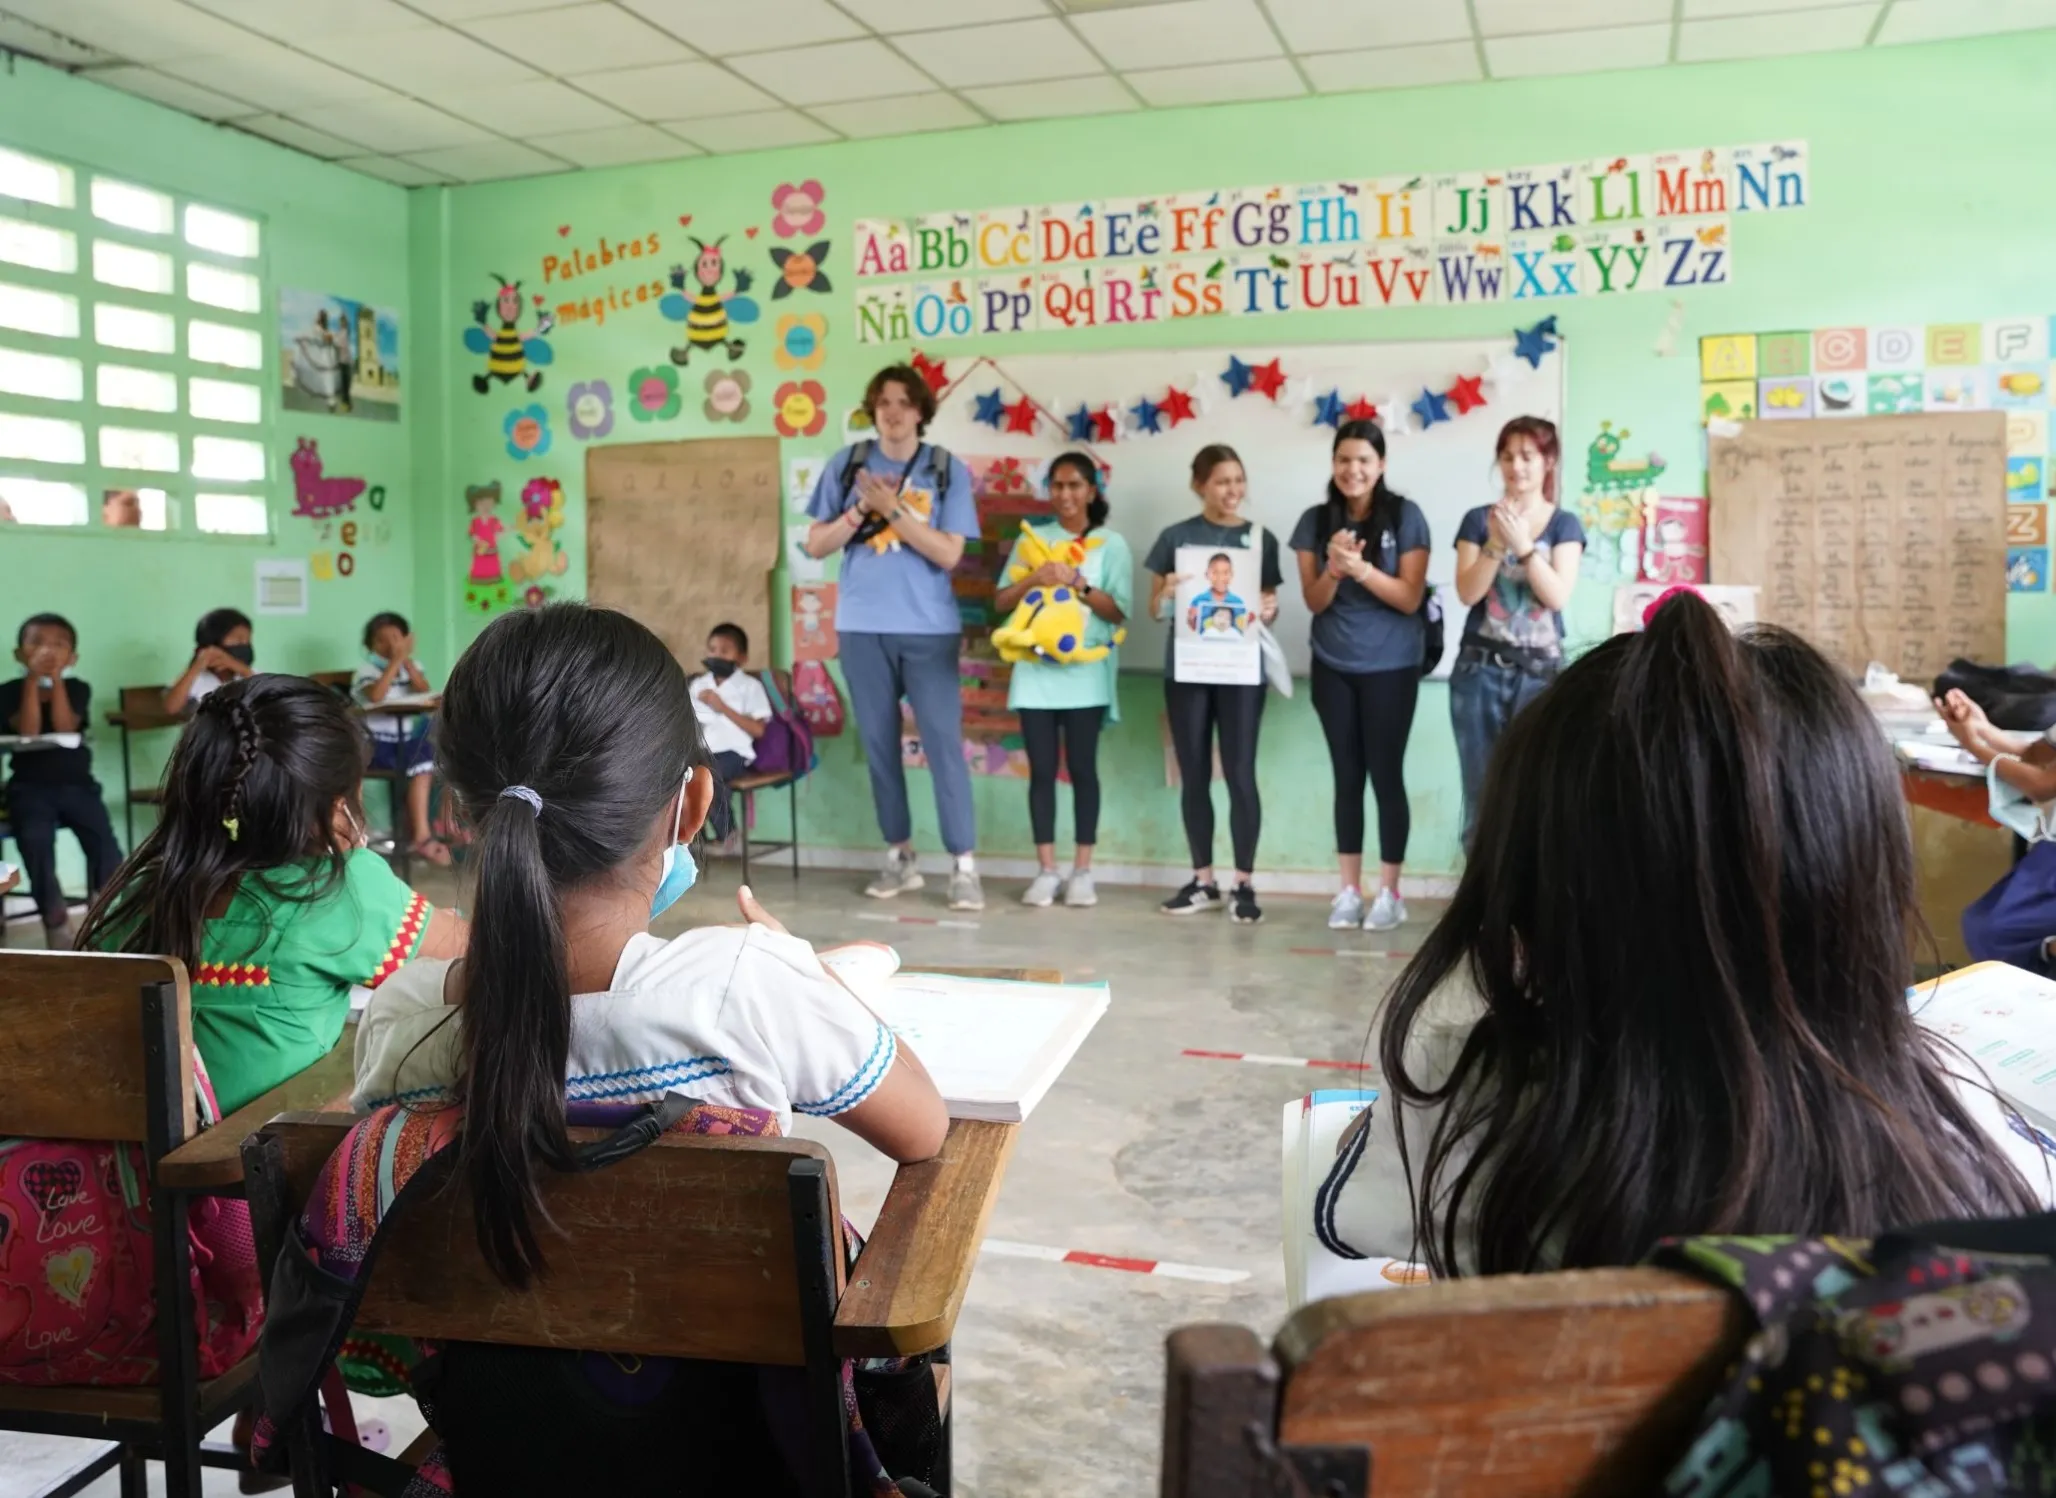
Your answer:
[409,838,455,867]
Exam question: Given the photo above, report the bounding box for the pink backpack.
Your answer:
[0,1057,262,1385]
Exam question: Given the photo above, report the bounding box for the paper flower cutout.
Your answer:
[1004,396,1039,435]
[524,584,548,610]
[1161,386,1198,426]
[1514,316,1559,369]
[1220,356,1254,397]
[1446,374,1487,415]
[705,369,752,423]
[770,241,832,299]
[504,403,551,461]
[1130,395,1163,435]
[774,313,827,371]
[773,379,827,438]
[1344,396,1381,423]
[520,475,561,521]
[1411,387,1451,428]
[1313,389,1346,428]
[567,379,613,440]
[972,388,1007,428]
[1066,403,1096,442]
[771,180,826,238]
[629,365,681,422]
[1249,359,1288,402]
[986,456,1029,494]
[911,351,948,394]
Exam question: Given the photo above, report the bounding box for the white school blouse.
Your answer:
[352,923,897,1134]
[1320,980,2056,1274]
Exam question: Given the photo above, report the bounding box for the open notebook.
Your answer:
[1911,962,2056,1147]
[818,944,1109,1124]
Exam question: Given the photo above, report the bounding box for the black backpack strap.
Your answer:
[1876,1210,2056,1261]
[571,1091,695,1170]
[837,440,874,514]
[927,443,952,499]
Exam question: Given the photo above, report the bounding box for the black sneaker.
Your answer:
[1160,879,1219,915]
[1230,882,1263,924]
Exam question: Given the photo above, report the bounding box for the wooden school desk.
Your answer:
[1901,767,2012,966]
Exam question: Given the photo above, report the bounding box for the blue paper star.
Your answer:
[1130,395,1164,435]
[1313,389,1346,428]
[1513,316,1559,369]
[1220,356,1254,398]
[1411,387,1451,428]
[972,388,1008,428]
[1066,403,1097,442]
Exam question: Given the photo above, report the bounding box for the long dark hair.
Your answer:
[1047,450,1108,532]
[1495,415,1560,504]
[1321,419,1404,554]
[78,675,365,964]
[432,603,708,1289]
[1381,593,2039,1276]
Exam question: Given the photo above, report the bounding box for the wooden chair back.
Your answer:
[306,669,356,698]
[0,951,194,1145]
[1163,1267,1750,1498]
[249,1114,844,1366]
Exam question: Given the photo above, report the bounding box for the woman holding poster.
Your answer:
[1450,416,1583,843]
[1145,444,1281,925]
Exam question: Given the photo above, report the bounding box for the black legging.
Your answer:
[1164,679,1265,873]
[1310,659,1419,864]
[1020,706,1105,846]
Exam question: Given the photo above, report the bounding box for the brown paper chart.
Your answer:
[1708,412,2007,681]
[585,436,780,672]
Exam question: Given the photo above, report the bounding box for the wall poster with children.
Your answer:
[1173,544,1260,685]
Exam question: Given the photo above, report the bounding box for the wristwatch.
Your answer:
[1077,580,1093,599]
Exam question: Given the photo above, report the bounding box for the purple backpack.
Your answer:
[749,669,816,779]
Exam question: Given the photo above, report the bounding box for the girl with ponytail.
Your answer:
[352,603,947,1289]
[1317,593,2050,1280]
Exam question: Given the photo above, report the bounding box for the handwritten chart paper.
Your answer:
[1709,413,2006,679]
[586,437,780,671]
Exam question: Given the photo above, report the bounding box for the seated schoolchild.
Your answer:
[164,605,257,714]
[1939,687,2056,975]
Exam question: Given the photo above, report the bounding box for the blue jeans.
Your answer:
[840,631,976,856]
[1449,649,1559,844]
[1964,840,2056,975]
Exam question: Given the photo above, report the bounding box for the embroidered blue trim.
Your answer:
[794,1022,896,1117]
[565,1056,732,1101]
[357,1082,449,1110]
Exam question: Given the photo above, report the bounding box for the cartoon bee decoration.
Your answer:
[660,236,759,367]
[463,274,554,394]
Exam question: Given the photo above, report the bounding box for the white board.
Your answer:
[926,336,1566,677]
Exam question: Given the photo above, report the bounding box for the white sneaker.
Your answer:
[1021,870,1062,907]
[948,867,985,911]
[864,848,924,899]
[1364,889,1406,932]
[1063,869,1097,907]
[1327,888,1366,930]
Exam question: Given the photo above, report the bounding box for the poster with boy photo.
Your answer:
[1173,544,1261,685]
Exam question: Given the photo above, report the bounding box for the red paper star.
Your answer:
[1004,396,1039,435]
[1343,396,1381,423]
[1446,374,1487,415]
[909,350,948,395]
[1090,406,1119,443]
[1249,359,1288,402]
[1160,386,1198,426]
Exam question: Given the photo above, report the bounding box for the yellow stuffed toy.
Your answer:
[990,522,1127,666]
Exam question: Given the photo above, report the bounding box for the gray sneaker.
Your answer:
[1327,888,1365,929]
[864,848,924,899]
[948,867,985,912]
[1063,869,1097,907]
[1021,870,1062,907]
[1364,889,1407,932]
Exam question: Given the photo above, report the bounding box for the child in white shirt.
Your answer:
[687,621,772,845]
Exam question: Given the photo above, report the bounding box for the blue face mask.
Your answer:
[649,770,698,919]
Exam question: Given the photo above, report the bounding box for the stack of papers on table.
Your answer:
[1897,740,1984,778]
[1911,963,2056,1145]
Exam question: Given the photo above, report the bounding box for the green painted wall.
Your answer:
[0,62,413,859]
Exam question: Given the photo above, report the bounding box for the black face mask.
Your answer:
[701,656,738,680]
[223,643,255,666]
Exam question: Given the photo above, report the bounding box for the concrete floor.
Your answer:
[2,859,1421,1496]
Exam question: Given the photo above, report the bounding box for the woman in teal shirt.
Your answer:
[993,452,1132,908]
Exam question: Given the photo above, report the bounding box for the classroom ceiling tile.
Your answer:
[1876,0,2056,44]
[1473,0,1672,35]
[960,73,1139,121]
[159,39,396,113]
[1069,0,1283,69]
[0,0,255,62]
[335,154,457,186]
[183,0,424,42]
[1678,4,1879,60]
[574,60,779,119]
[314,25,542,94]
[231,113,368,159]
[1299,39,1483,91]
[320,94,496,153]
[0,14,117,66]
[1125,57,1305,106]
[808,91,989,138]
[1482,21,1671,76]
[725,39,937,105]
[662,107,840,152]
[459,5,701,74]
[402,139,573,181]
[615,0,867,55]
[523,123,703,165]
[440,77,630,134]
[80,65,264,120]
[893,20,1104,87]
[837,0,1051,31]
[1255,0,1473,54]
[1679,0,1875,12]
[390,0,569,17]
